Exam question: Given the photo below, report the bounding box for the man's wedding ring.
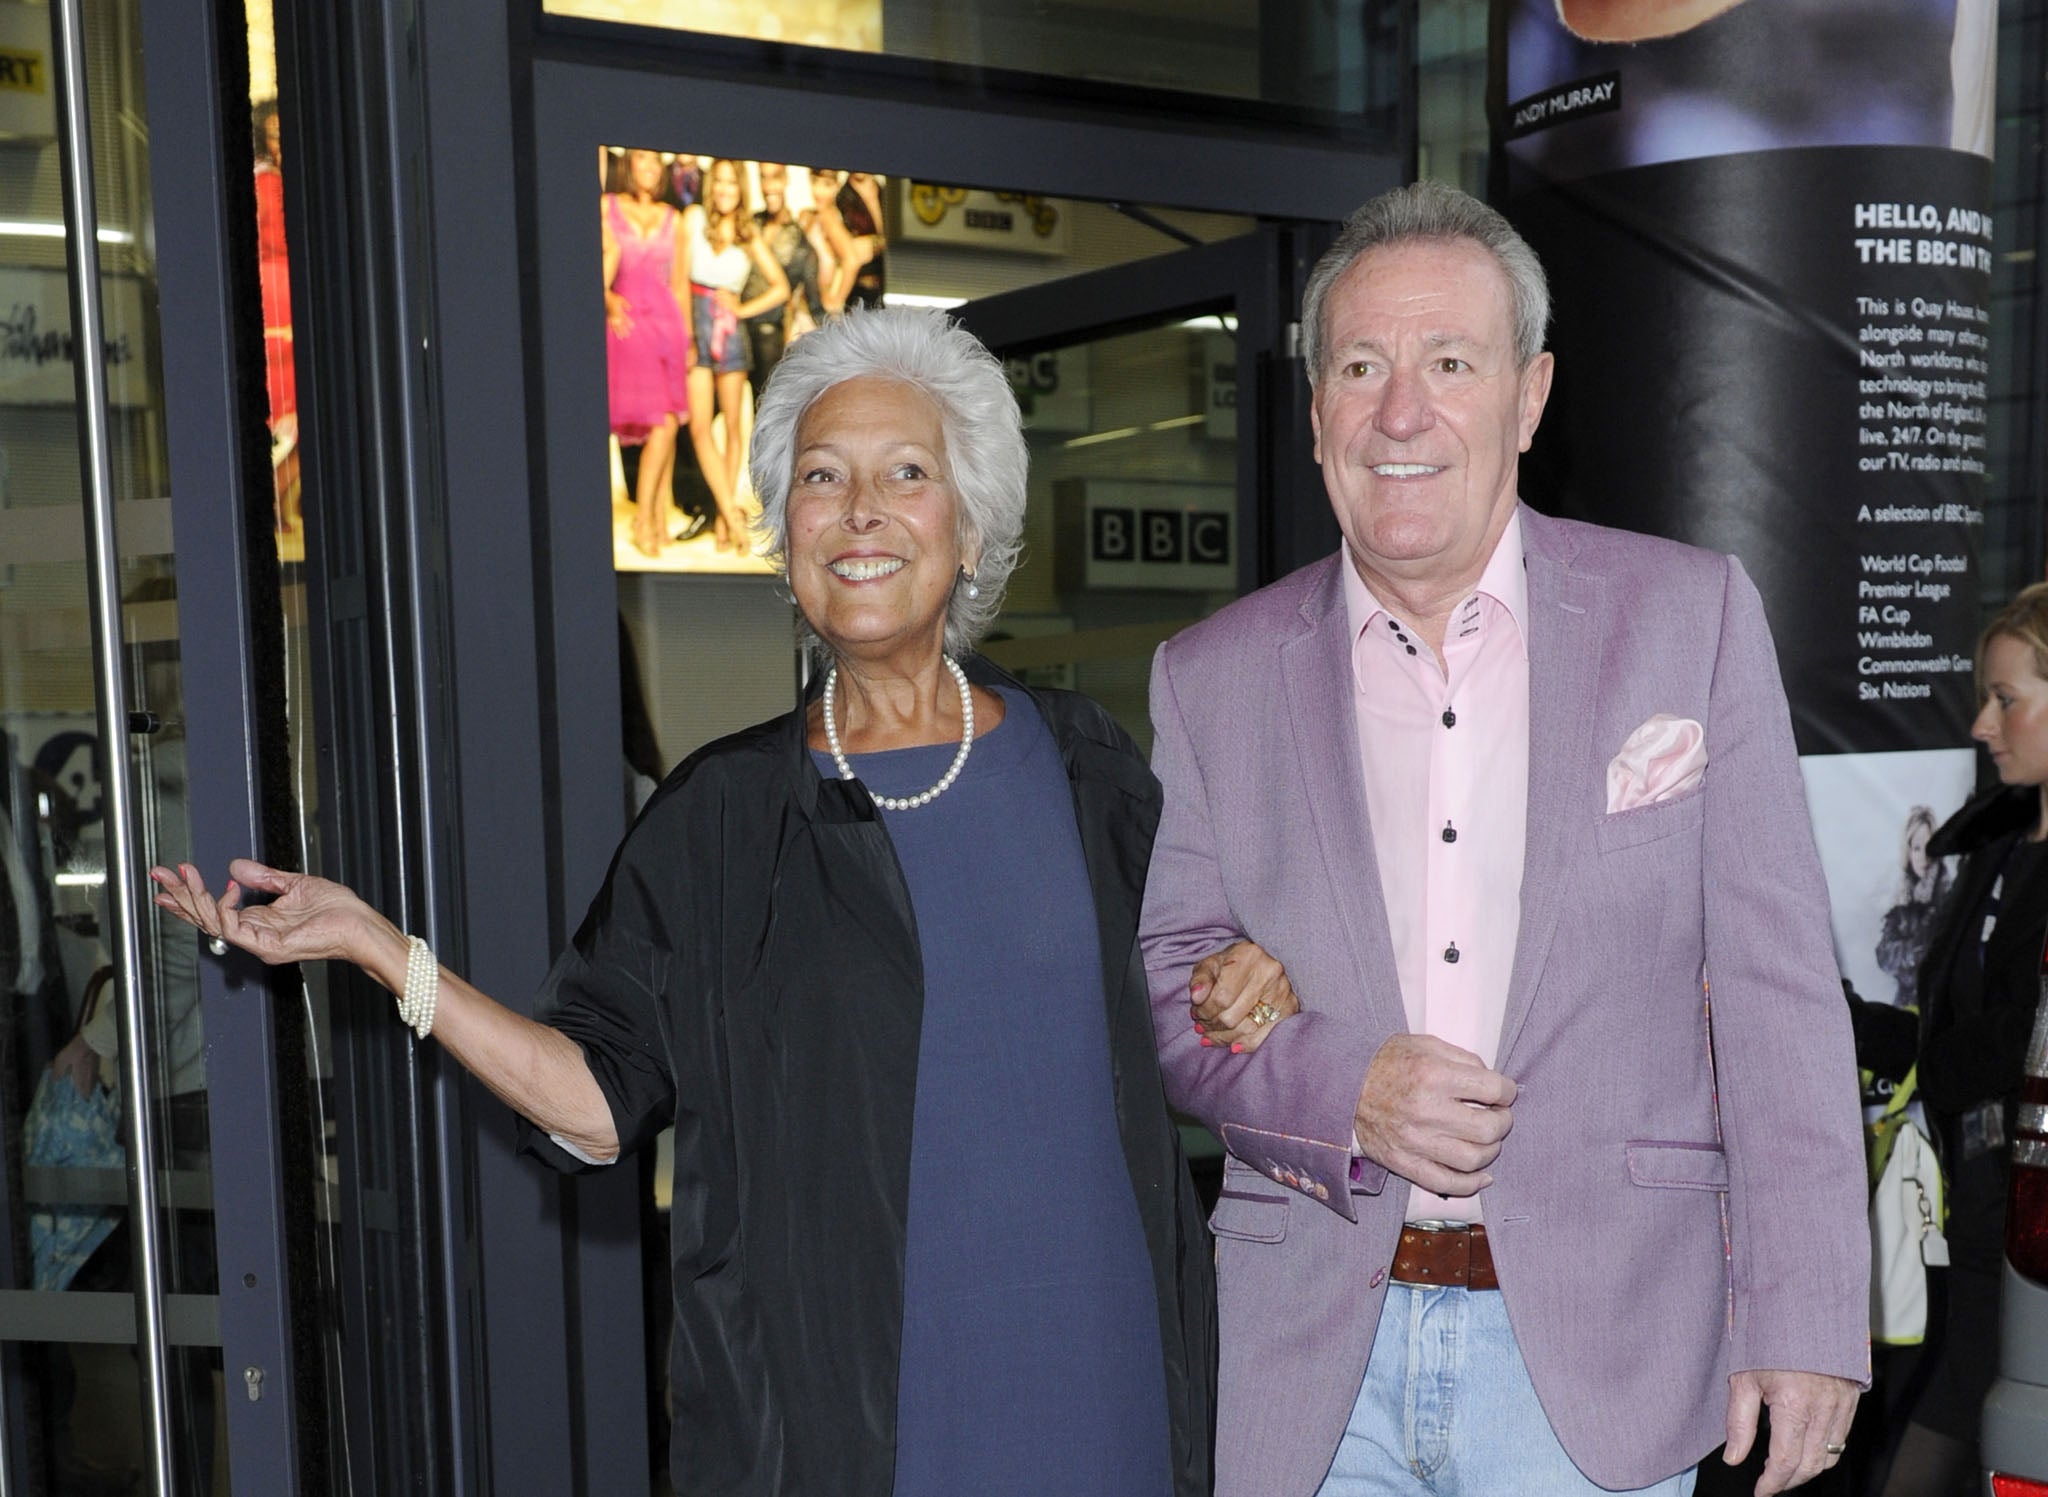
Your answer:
[207,935,228,957]
[1251,1002,1280,1027]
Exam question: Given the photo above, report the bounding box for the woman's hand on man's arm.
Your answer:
[1188,940,1300,1054]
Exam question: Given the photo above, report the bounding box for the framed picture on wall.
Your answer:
[599,146,887,575]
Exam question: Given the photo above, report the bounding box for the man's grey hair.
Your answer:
[1300,180,1551,382]
[750,306,1026,659]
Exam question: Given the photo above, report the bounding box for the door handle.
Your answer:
[49,0,177,1490]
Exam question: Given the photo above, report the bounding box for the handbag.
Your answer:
[1868,1068,1947,1345]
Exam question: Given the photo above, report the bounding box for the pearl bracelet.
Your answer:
[396,934,438,1040]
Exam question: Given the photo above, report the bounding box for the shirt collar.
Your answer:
[1340,505,1530,667]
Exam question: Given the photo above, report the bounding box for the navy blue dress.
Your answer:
[816,685,1170,1497]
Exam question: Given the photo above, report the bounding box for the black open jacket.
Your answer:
[521,656,1216,1496]
[1850,785,2047,1269]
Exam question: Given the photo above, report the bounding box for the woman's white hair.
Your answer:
[749,306,1026,659]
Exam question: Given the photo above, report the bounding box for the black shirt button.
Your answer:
[1405,644,1417,656]
[1442,709,1457,728]
[1442,823,1457,843]
[1443,942,1460,964]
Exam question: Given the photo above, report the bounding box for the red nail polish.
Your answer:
[1193,1021,1207,1033]
[1199,1036,1214,1047]
[1231,1042,1244,1054]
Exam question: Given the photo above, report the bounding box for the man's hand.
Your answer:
[1353,1034,1514,1196]
[1724,1370,1859,1496]
[1189,941,1299,1053]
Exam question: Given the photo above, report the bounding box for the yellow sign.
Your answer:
[896,181,1068,256]
[0,48,42,94]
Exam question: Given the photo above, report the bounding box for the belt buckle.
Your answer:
[1391,1218,1494,1291]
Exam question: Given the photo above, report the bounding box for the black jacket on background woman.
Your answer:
[1853,786,2048,1438]
[518,658,1217,1497]
[1913,789,2048,1261]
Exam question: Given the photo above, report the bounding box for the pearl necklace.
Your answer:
[822,656,975,810]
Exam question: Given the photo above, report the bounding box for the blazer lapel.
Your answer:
[1280,556,1406,1034]
[1497,512,1604,1065]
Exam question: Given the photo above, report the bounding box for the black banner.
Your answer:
[1496,0,1994,1060]
[1513,146,1989,755]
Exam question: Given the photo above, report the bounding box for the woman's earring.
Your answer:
[960,566,981,600]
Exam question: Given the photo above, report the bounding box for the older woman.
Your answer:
[151,308,1227,1496]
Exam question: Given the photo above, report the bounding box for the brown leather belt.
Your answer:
[1391,1222,1498,1290]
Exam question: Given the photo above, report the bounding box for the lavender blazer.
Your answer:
[1141,506,1869,1495]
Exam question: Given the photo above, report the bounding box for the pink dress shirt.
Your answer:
[1340,508,1530,1223]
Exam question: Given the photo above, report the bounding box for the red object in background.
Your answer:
[1991,1474,2048,1496]
[256,160,294,421]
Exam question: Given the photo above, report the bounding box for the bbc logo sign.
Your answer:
[1058,480,1234,593]
[1091,508,1231,567]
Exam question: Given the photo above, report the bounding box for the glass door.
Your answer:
[0,0,221,1486]
[954,228,1328,752]
[0,0,307,1492]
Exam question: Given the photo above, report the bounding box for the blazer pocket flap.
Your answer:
[1209,1188,1291,1244]
[1596,788,1707,853]
[1627,1142,1729,1190]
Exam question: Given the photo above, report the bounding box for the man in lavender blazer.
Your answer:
[1143,182,1868,1496]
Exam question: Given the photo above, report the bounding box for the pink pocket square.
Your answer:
[1606,715,1707,813]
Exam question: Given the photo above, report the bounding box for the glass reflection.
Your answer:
[0,0,221,1488]
[983,315,1242,752]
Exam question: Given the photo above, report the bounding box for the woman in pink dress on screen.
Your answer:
[602,147,694,558]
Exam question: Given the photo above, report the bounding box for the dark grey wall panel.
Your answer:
[532,59,1399,224]
[420,0,648,1492]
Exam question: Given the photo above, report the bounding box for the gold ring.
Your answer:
[1251,1002,1280,1027]
[1823,1444,1846,1456]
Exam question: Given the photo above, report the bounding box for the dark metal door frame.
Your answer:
[134,0,308,1490]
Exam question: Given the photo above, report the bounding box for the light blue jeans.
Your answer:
[1315,1283,1698,1496]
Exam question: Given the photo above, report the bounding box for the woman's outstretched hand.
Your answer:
[154,860,617,1156]
[150,859,398,971]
